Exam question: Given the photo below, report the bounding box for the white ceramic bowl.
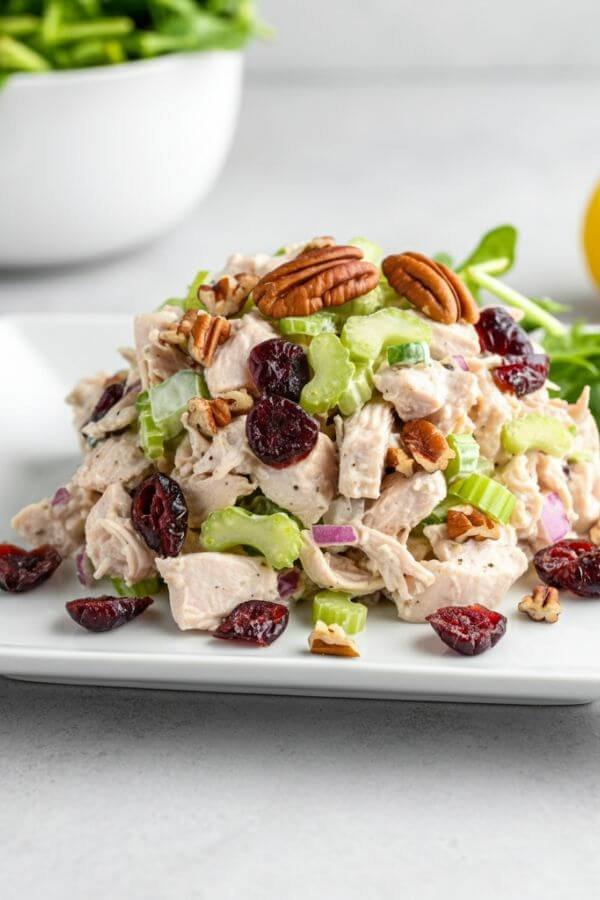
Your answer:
[0,52,243,267]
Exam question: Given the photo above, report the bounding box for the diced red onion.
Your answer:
[539,492,570,543]
[75,547,95,588]
[277,568,300,599]
[452,355,469,371]
[51,487,71,507]
[312,524,358,545]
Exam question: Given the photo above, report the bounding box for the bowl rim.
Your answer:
[3,49,242,91]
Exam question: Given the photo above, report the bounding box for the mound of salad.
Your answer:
[4,225,600,658]
[0,0,264,81]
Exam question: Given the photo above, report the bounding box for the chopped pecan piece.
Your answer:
[253,245,380,318]
[402,420,455,473]
[385,445,416,477]
[382,251,479,325]
[198,272,258,318]
[161,310,231,366]
[308,620,360,658]
[518,584,561,623]
[219,389,255,416]
[188,397,232,436]
[446,505,501,543]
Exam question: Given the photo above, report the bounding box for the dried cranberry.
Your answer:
[426,604,507,656]
[492,353,550,397]
[249,339,310,402]
[246,396,319,468]
[89,380,125,423]
[213,600,289,646]
[534,539,600,597]
[0,543,62,593]
[66,595,153,632]
[131,473,188,557]
[475,307,533,356]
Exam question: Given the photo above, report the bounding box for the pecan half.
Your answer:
[446,505,501,543]
[188,397,232,436]
[308,620,360,658]
[518,584,561,623]
[198,273,258,318]
[402,420,455,472]
[162,310,231,366]
[382,251,479,325]
[253,245,380,318]
[385,445,416,477]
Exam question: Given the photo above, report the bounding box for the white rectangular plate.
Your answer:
[1,314,600,704]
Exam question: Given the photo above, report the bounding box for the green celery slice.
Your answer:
[279,311,340,337]
[150,370,208,440]
[452,474,516,524]
[200,506,302,570]
[341,307,432,363]
[337,363,374,416]
[137,391,164,460]
[387,341,431,368]
[111,575,162,597]
[335,281,399,319]
[348,236,383,268]
[312,590,367,635]
[445,434,480,484]
[501,414,574,457]
[301,333,354,415]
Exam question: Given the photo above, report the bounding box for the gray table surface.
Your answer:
[1,74,600,899]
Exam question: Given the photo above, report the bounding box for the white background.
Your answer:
[1,2,600,899]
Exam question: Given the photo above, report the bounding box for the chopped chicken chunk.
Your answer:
[156,552,279,631]
[252,434,338,526]
[338,401,393,499]
[134,308,187,389]
[204,311,277,396]
[394,525,528,622]
[11,484,99,557]
[364,470,447,535]
[299,532,384,595]
[85,483,156,584]
[177,473,256,528]
[354,525,434,601]
[72,431,152,493]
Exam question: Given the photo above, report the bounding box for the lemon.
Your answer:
[583,182,600,287]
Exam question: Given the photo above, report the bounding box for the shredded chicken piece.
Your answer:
[12,484,99,557]
[337,402,393,499]
[85,484,156,584]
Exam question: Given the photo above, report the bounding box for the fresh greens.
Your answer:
[0,0,264,78]
[466,266,567,336]
[541,324,600,423]
[456,224,518,279]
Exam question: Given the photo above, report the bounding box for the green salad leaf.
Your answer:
[0,0,264,80]
[457,224,518,278]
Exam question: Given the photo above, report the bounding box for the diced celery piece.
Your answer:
[137,391,164,460]
[348,236,383,268]
[111,575,162,597]
[341,308,432,363]
[200,506,303,570]
[453,474,516,524]
[501,414,574,457]
[335,281,399,319]
[312,590,367,634]
[387,341,431,367]
[279,311,340,337]
[476,456,495,477]
[301,333,354,415]
[337,363,374,416]
[149,370,208,440]
[445,433,480,484]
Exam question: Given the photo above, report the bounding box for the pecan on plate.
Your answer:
[253,245,380,318]
[518,584,561,623]
[308,620,360,658]
[198,273,258,318]
[446,505,501,543]
[402,420,455,473]
[382,251,479,325]
[161,310,231,366]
